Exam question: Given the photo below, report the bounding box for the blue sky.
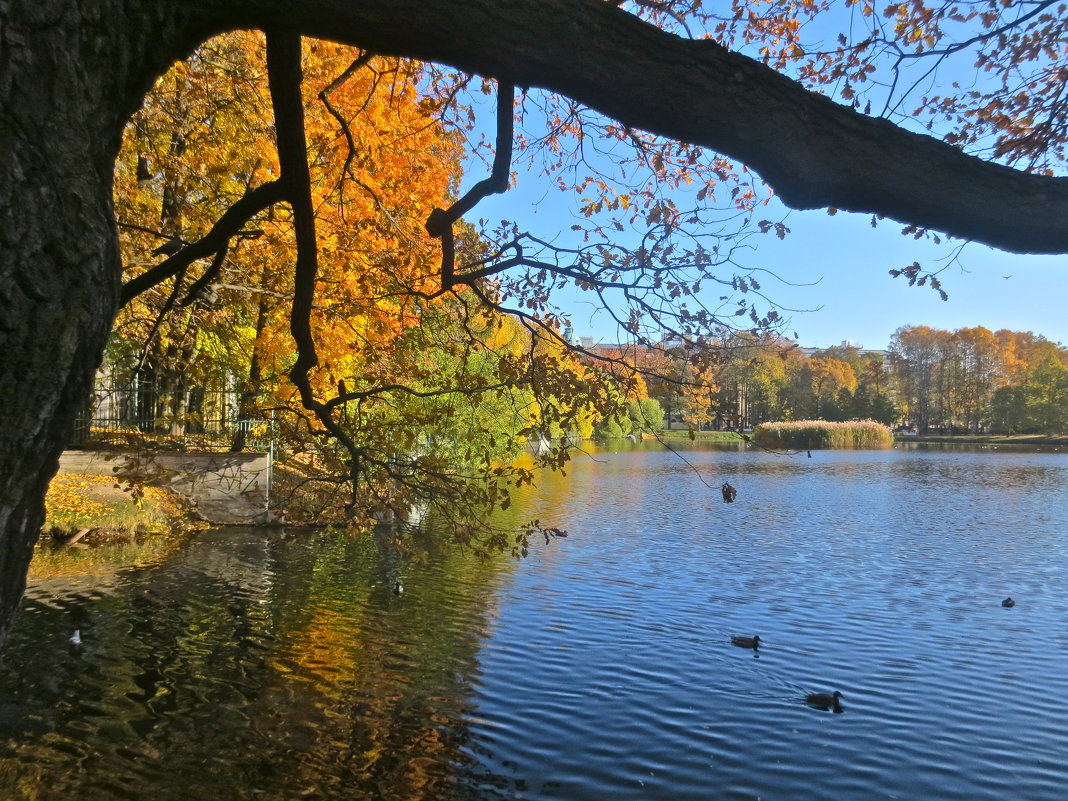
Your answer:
[731,203,1068,350]
[471,168,1068,352]
[453,7,1067,352]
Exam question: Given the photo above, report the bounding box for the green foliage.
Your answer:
[753,420,893,450]
[1025,354,1068,433]
[710,332,896,431]
[846,385,898,426]
[592,396,663,440]
[628,397,665,435]
[593,412,631,440]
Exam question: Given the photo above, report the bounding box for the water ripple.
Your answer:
[2,447,1067,800]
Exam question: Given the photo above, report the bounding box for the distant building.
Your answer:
[800,340,889,360]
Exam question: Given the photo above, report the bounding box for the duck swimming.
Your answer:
[1002,597,1015,607]
[805,690,843,710]
[731,635,760,649]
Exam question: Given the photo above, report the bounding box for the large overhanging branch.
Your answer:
[323,380,513,411]
[205,0,1068,254]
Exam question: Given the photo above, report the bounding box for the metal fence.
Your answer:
[71,379,274,451]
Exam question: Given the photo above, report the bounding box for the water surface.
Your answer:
[2,444,1066,800]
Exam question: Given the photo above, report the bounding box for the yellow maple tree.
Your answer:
[113,32,467,439]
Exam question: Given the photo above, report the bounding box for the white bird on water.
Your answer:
[70,629,82,646]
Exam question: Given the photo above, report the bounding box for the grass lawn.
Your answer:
[656,429,746,441]
[898,433,1068,446]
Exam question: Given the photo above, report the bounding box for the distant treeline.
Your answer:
[888,325,1066,434]
[628,325,1066,435]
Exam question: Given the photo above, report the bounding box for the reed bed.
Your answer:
[753,420,894,450]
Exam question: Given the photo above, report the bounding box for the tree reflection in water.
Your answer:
[0,525,512,801]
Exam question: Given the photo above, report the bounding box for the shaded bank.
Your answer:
[41,473,190,542]
[898,434,1068,447]
[57,451,273,526]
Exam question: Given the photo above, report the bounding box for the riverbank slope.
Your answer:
[42,473,194,542]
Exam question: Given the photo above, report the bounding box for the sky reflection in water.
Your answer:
[1,443,1066,801]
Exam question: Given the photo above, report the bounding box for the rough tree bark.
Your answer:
[0,0,201,645]
[0,0,1066,647]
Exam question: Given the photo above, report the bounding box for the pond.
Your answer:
[1,443,1067,800]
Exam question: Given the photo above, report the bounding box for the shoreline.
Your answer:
[41,473,198,544]
[897,434,1068,447]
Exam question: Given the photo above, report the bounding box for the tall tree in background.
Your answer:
[951,327,1001,433]
[890,326,948,431]
[713,333,797,428]
[890,324,1068,433]
[1027,350,1068,432]
[2,0,1067,645]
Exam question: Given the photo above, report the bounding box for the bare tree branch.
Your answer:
[425,81,515,285]
[121,180,286,304]
[267,28,372,505]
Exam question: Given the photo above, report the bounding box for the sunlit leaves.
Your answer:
[889,324,1068,433]
[117,32,464,390]
[888,260,949,300]
[43,474,183,535]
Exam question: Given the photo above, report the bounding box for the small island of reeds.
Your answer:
[753,420,894,450]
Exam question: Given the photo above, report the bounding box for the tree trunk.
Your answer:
[230,296,269,452]
[0,0,182,647]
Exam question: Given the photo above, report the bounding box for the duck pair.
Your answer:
[730,634,844,712]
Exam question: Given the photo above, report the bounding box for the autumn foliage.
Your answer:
[889,324,1068,434]
[115,33,462,401]
[110,32,650,527]
[103,6,1068,527]
[641,0,1067,174]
